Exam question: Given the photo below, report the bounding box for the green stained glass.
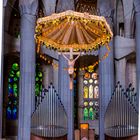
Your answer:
[13,83,17,88]
[16,71,20,77]
[8,84,12,89]
[83,70,99,121]
[35,83,39,88]
[40,85,42,90]
[35,83,40,96]
[10,70,15,75]
[13,100,17,105]
[14,92,18,97]
[10,73,14,77]
[7,62,43,120]
[36,77,39,81]
[12,63,19,71]
[84,108,88,120]
[89,107,94,120]
[35,63,43,96]
[13,87,17,93]
[38,72,43,77]
[14,77,18,81]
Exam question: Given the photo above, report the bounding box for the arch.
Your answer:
[130,7,136,38]
[116,0,125,36]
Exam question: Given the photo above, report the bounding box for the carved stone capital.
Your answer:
[42,0,56,16]
[134,0,140,13]
[56,0,75,13]
[3,0,8,7]
[19,0,38,16]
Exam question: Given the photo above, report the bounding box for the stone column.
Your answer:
[53,60,58,92]
[18,0,38,139]
[99,41,114,140]
[58,56,73,140]
[0,0,5,138]
[78,70,84,125]
[98,1,114,139]
[56,1,75,139]
[115,58,126,88]
[134,2,140,140]
[42,64,53,89]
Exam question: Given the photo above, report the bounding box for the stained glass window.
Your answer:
[84,108,89,120]
[83,67,99,121]
[94,86,99,99]
[89,107,94,120]
[89,85,93,98]
[7,62,43,120]
[7,63,19,119]
[84,86,88,98]
[35,63,43,96]
[84,102,88,106]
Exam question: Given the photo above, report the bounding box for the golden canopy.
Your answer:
[35,10,113,53]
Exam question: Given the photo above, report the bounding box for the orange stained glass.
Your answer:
[84,86,88,98]
[80,124,89,130]
[84,72,90,79]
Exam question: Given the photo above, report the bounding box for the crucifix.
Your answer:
[59,48,83,90]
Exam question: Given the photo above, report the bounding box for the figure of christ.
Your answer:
[61,52,81,90]
[62,53,80,76]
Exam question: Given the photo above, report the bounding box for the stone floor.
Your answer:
[1,136,17,140]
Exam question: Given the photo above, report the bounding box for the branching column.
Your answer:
[115,58,126,88]
[0,0,5,138]
[58,56,74,140]
[134,1,140,139]
[99,18,114,140]
[56,1,75,140]
[18,0,38,139]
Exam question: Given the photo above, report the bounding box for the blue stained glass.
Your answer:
[7,107,12,119]
[8,101,12,105]
[9,78,13,83]
[12,107,17,119]
[7,63,19,120]
[7,62,43,120]
[9,88,13,94]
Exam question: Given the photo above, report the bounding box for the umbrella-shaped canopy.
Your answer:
[35,10,113,53]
